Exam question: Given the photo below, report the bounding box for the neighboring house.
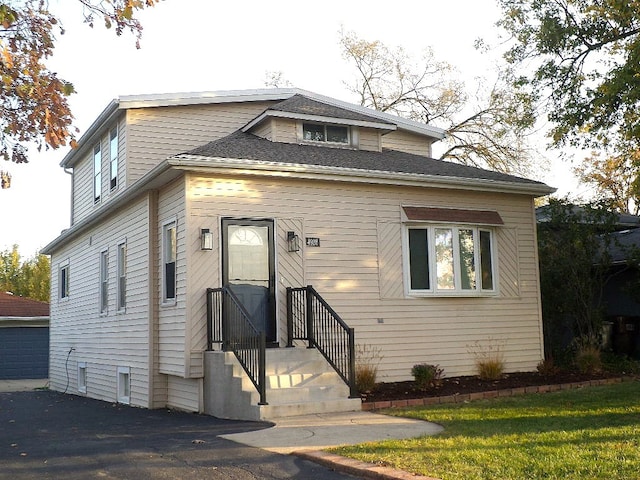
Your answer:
[536,205,640,358]
[603,227,640,357]
[0,292,49,380]
[43,88,554,419]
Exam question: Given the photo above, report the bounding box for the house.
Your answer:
[43,88,554,419]
[0,292,49,380]
[536,204,640,357]
[603,227,640,357]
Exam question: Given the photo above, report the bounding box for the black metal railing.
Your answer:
[206,287,267,405]
[286,286,357,397]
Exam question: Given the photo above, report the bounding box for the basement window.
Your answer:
[77,362,87,393]
[117,366,130,404]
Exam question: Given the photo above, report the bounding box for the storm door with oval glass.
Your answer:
[221,218,277,345]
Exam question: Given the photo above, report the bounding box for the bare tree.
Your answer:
[339,30,538,175]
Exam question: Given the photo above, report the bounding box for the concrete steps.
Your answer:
[204,348,361,421]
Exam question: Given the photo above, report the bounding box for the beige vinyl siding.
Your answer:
[71,152,94,224]
[383,130,433,157]
[272,118,298,144]
[251,118,273,141]
[359,128,381,152]
[184,194,222,378]
[126,102,273,184]
[48,196,152,406]
[186,175,543,382]
[276,218,305,342]
[157,177,188,377]
[166,375,201,412]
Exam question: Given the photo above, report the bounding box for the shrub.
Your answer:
[411,363,444,390]
[477,359,505,380]
[468,338,506,380]
[574,344,602,374]
[601,352,640,375]
[537,357,561,377]
[355,344,383,393]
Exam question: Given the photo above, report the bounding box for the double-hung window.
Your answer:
[59,262,70,300]
[406,225,495,295]
[110,127,118,191]
[163,221,177,303]
[100,249,108,313]
[93,144,102,204]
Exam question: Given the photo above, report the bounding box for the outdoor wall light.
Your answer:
[287,231,301,252]
[200,228,213,251]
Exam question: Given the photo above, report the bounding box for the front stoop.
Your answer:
[204,348,361,421]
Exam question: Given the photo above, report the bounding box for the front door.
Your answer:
[221,218,277,344]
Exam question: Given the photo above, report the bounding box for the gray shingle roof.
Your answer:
[184,130,548,187]
[268,94,395,125]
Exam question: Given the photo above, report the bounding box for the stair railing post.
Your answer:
[347,326,358,398]
[258,330,267,405]
[305,286,314,349]
[221,288,230,352]
[286,287,293,348]
[206,288,213,351]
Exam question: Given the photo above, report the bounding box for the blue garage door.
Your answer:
[0,327,49,379]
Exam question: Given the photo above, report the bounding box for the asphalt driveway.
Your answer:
[0,390,356,480]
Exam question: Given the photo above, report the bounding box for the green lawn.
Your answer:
[332,381,640,480]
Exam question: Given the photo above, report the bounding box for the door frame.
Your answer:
[221,217,277,344]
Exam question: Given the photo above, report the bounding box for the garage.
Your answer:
[0,292,49,380]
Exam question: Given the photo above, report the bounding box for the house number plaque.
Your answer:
[305,237,320,247]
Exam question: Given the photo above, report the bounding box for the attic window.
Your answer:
[303,123,349,144]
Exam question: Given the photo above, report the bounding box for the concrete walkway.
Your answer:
[221,410,444,454]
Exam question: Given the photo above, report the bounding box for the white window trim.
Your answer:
[162,218,178,306]
[403,223,498,297]
[59,261,70,301]
[99,248,109,315]
[77,362,87,393]
[117,240,127,313]
[117,366,130,404]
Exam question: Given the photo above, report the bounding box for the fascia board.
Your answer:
[118,88,299,109]
[171,154,556,197]
[242,110,397,132]
[0,316,49,326]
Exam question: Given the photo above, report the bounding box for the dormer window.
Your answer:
[303,123,349,144]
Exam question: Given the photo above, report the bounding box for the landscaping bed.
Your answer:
[360,370,622,404]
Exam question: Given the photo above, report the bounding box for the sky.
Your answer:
[0,0,585,256]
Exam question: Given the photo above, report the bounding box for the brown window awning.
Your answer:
[402,206,504,225]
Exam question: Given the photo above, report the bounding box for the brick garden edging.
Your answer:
[361,376,631,411]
